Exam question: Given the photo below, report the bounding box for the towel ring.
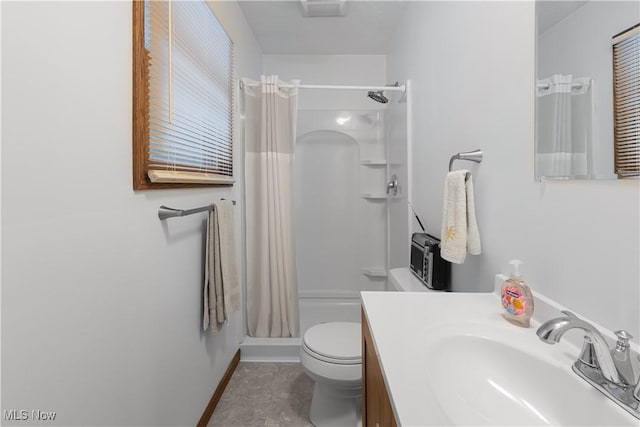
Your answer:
[449,149,483,171]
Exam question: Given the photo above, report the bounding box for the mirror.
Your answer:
[535,1,639,180]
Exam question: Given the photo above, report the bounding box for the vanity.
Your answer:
[360,289,640,426]
[362,307,397,427]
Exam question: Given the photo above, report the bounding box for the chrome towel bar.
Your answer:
[449,149,483,172]
[158,200,236,220]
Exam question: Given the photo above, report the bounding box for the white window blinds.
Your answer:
[145,0,234,184]
[613,24,640,178]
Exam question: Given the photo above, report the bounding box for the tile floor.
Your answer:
[208,362,315,427]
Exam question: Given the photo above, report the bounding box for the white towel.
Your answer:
[203,200,240,334]
[440,170,481,264]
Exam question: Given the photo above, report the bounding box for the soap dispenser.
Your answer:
[501,260,534,327]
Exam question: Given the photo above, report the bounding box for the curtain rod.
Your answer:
[536,82,584,90]
[158,200,236,220]
[298,84,406,91]
[240,80,406,92]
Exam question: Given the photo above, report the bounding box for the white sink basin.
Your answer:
[424,326,632,426]
[360,291,639,426]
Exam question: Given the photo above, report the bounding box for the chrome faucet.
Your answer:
[612,330,637,386]
[537,311,640,419]
[537,311,620,383]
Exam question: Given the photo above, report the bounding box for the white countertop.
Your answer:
[361,292,507,426]
[360,291,638,427]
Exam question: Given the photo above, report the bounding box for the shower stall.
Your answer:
[241,80,411,361]
[296,109,388,329]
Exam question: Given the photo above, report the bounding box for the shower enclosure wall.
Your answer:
[296,110,388,333]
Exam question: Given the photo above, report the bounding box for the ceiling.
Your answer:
[237,1,410,54]
[536,1,588,35]
[239,0,591,54]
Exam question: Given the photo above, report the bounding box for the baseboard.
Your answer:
[196,349,241,427]
[240,337,302,362]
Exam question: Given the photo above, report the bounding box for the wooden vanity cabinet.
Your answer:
[362,309,398,427]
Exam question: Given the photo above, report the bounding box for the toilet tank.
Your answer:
[388,268,436,292]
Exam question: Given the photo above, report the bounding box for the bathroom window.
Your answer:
[612,23,640,178]
[132,0,234,190]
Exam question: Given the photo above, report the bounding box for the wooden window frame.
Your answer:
[132,1,234,190]
[612,23,640,179]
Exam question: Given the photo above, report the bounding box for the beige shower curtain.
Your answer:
[244,75,300,338]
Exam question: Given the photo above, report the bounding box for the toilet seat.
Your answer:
[302,322,361,365]
[302,341,361,365]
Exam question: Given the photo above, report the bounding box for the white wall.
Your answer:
[537,1,639,178]
[387,1,640,338]
[1,1,261,425]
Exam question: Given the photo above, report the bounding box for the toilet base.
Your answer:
[309,382,362,427]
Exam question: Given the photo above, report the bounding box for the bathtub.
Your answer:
[240,296,362,362]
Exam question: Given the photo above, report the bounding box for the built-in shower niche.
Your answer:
[295,110,387,314]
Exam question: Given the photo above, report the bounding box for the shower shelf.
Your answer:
[361,193,387,199]
[362,267,388,278]
[361,160,387,166]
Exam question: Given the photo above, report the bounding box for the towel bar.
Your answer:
[449,149,483,172]
[158,200,236,220]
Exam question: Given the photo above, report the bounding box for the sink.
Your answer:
[360,291,639,426]
[422,325,635,426]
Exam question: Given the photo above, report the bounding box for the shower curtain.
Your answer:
[244,75,300,338]
[536,74,593,178]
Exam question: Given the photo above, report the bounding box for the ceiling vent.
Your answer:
[300,0,347,17]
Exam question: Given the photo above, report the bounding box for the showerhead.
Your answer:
[366,82,399,104]
[367,90,389,104]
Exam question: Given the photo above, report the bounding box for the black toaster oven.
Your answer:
[410,233,450,291]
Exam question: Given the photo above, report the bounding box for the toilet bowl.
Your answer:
[300,321,362,427]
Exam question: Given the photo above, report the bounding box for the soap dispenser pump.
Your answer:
[501,260,534,327]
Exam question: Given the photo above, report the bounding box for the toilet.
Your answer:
[300,269,434,426]
[300,321,362,427]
